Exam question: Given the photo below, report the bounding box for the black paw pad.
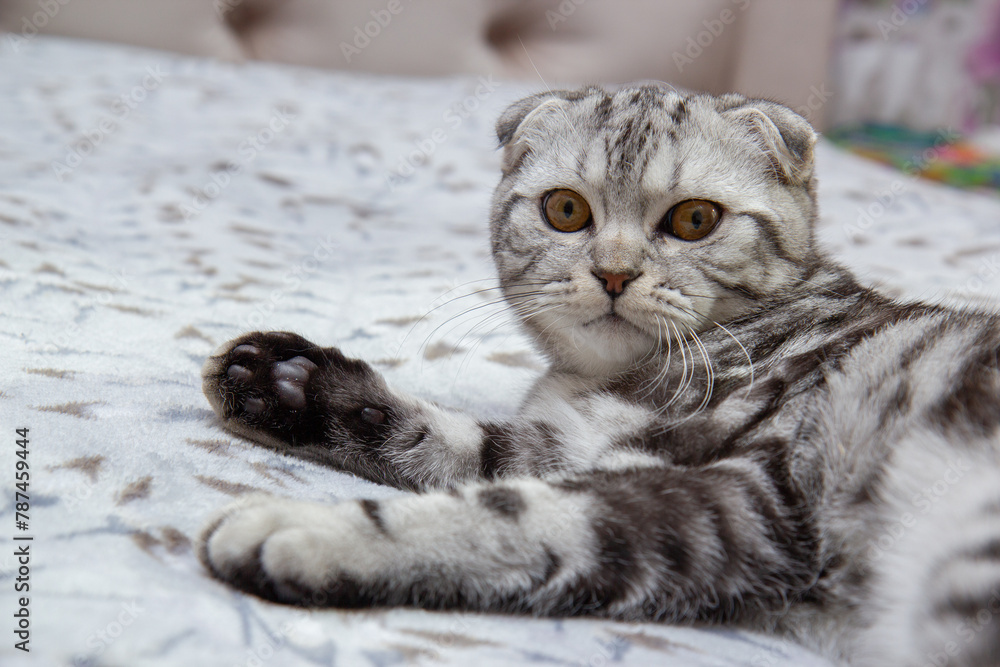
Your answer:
[212,332,325,434]
[272,357,317,410]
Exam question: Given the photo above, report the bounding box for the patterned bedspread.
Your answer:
[3,36,999,667]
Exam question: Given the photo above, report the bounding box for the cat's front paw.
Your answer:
[202,331,392,450]
[199,495,386,606]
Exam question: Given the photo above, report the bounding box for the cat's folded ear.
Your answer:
[495,90,582,172]
[722,100,818,185]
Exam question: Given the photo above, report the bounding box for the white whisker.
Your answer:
[687,325,714,418]
[711,319,755,398]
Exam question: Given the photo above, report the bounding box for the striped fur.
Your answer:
[200,86,1000,665]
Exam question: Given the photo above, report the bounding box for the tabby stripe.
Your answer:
[538,549,562,588]
[933,590,1000,620]
[848,460,891,506]
[895,316,952,373]
[477,486,525,519]
[558,465,813,617]
[695,266,765,302]
[963,538,1000,563]
[715,377,789,452]
[929,328,1000,437]
[594,93,613,126]
[669,97,688,126]
[507,249,545,282]
[667,159,683,193]
[360,499,389,535]
[631,125,655,180]
[479,422,519,479]
[494,194,525,233]
[742,212,795,263]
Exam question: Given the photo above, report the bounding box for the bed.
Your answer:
[5,36,999,666]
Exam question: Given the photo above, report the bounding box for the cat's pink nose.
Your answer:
[594,271,638,296]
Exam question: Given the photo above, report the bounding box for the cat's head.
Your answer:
[489,84,820,376]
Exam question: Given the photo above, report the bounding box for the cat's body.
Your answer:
[200,85,1000,665]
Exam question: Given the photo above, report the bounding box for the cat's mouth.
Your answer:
[585,312,642,332]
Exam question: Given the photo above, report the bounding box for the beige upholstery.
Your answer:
[1,0,246,60]
[1,0,838,126]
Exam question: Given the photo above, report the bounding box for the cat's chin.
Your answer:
[548,314,657,377]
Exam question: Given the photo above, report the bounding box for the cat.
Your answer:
[199,84,1000,666]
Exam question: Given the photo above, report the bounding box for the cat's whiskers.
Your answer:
[455,293,572,359]
[447,305,560,393]
[675,323,700,404]
[635,316,667,367]
[638,318,684,422]
[429,295,558,368]
[649,293,755,403]
[395,280,551,356]
[659,319,674,394]
[686,325,715,418]
[452,301,561,360]
[641,293,756,408]
[710,319,756,398]
[636,315,673,401]
[531,305,579,344]
[448,305,528,358]
[650,292,712,334]
[629,321,665,403]
[417,289,551,355]
[662,319,691,413]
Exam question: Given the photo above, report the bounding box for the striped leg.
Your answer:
[203,331,600,489]
[201,464,814,617]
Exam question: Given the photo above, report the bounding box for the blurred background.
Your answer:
[5,0,1000,187]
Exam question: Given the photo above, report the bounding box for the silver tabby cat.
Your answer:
[200,84,1000,665]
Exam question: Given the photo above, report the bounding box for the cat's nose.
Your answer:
[593,271,639,297]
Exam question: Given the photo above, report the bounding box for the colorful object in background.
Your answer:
[826,123,1000,189]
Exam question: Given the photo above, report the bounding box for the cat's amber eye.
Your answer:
[543,189,592,233]
[665,199,722,241]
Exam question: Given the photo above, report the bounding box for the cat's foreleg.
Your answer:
[201,464,814,619]
[202,331,563,489]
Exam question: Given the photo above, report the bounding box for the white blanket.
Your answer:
[4,35,999,667]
